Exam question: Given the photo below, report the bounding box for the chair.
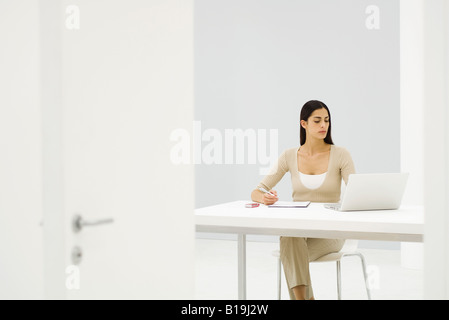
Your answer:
[272,240,372,300]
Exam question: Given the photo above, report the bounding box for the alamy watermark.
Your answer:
[170,121,279,175]
[365,5,380,30]
[65,265,80,290]
[65,5,80,30]
[64,4,380,32]
[366,265,380,291]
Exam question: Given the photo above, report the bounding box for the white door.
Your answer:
[41,0,194,299]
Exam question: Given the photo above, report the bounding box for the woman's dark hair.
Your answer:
[299,100,334,146]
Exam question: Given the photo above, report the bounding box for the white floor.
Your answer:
[194,238,423,300]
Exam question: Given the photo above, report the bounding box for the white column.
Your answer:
[399,0,424,270]
[423,0,449,300]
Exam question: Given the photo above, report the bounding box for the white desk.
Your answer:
[195,201,424,299]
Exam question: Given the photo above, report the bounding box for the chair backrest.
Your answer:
[340,239,358,253]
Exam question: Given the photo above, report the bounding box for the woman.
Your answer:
[251,100,355,300]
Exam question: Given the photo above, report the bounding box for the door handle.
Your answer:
[72,214,114,233]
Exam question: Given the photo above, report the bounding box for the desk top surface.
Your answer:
[195,201,424,240]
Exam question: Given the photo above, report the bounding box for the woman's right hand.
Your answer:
[263,190,278,205]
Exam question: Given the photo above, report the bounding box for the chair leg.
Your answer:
[355,253,372,300]
[342,253,372,300]
[277,257,282,300]
[336,260,342,300]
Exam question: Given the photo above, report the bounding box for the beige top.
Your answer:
[257,145,356,203]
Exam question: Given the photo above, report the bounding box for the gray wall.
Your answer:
[194,0,400,209]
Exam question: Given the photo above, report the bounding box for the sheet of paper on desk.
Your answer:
[268,201,311,208]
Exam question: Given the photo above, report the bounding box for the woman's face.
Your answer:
[301,108,330,141]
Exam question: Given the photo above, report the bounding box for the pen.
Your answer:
[258,187,278,198]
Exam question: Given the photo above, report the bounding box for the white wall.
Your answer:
[0,1,44,299]
[194,0,400,210]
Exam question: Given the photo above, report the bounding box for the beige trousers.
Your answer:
[280,237,345,300]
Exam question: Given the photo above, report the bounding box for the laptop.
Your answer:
[325,173,409,211]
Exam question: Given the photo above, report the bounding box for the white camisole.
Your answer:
[299,171,327,190]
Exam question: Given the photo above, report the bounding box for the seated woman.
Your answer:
[251,100,356,300]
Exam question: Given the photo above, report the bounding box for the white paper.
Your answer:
[268,201,310,208]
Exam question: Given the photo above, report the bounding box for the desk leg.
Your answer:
[238,234,246,300]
